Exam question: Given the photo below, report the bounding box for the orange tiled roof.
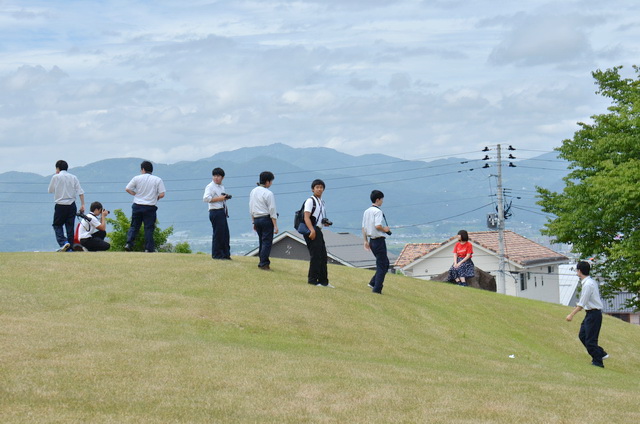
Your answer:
[397,231,568,268]
[467,231,568,266]
[394,243,441,268]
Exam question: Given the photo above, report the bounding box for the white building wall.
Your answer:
[511,265,560,303]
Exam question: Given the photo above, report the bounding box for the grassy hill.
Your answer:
[1,253,638,423]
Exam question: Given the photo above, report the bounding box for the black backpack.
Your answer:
[294,197,316,233]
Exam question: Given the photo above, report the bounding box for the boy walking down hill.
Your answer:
[566,261,609,368]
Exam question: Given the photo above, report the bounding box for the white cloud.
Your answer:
[488,12,594,67]
[0,0,638,174]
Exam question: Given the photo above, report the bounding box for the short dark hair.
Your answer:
[55,160,68,171]
[576,261,591,276]
[141,161,153,173]
[212,167,225,177]
[259,171,274,185]
[311,179,325,189]
[90,201,103,212]
[458,229,469,242]
[370,190,384,203]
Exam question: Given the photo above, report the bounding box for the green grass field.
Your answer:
[1,252,639,423]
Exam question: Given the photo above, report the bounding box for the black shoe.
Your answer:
[124,244,132,252]
[258,265,272,271]
[591,362,604,368]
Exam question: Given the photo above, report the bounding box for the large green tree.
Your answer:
[537,65,640,310]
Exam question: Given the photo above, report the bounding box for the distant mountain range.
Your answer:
[0,143,570,254]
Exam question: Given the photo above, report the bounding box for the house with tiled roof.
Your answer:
[394,243,440,269]
[398,231,569,303]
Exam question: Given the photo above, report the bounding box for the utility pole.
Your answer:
[496,144,506,294]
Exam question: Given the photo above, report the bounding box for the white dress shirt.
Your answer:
[126,174,166,206]
[48,171,84,205]
[78,213,101,239]
[304,196,324,224]
[249,185,277,218]
[203,181,225,210]
[577,276,604,310]
[362,206,386,238]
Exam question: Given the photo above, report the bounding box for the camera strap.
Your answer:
[81,213,95,232]
[372,205,389,227]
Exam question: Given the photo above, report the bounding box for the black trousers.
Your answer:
[254,216,273,267]
[304,227,328,285]
[126,204,157,252]
[579,309,607,366]
[52,202,77,247]
[209,208,230,259]
[80,230,111,252]
[369,237,389,293]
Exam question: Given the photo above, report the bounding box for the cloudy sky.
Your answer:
[1,0,638,175]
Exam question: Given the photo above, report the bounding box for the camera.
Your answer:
[222,193,232,200]
[321,218,333,226]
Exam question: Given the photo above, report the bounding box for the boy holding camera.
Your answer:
[362,190,391,294]
[78,201,111,252]
[302,179,333,287]
[203,167,232,260]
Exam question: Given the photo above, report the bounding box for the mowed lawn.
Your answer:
[1,252,639,423]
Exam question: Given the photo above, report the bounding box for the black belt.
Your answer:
[370,236,385,240]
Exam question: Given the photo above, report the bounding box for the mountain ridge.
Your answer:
[0,144,569,253]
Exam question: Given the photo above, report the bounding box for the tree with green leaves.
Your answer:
[106,208,181,252]
[537,65,640,310]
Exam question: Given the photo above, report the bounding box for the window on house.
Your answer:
[520,273,527,291]
[548,266,553,273]
[534,276,537,287]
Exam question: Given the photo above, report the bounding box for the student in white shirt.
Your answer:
[78,201,111,252]
[48,160,85,252]
[249,171,278,270]
[362,190,391,294]
[203,167,231,260]
[124,161,166,252]
[302,179,333,287]
[566,261,609,368]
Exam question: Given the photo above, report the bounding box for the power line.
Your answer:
[0,151,485,185]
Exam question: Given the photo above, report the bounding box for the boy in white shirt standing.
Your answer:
[48,160,85,252]
[302,179,333,287]
[124,161,166,252]
[203,167,232,260]
[249,171,278,270]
